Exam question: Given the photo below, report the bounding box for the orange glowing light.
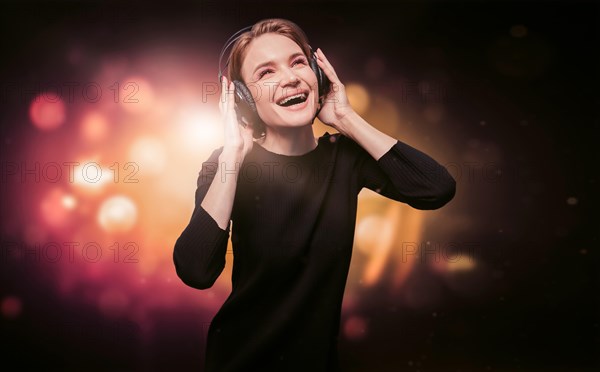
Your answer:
[391,205,425,290]
[355,214,385,255]
[97,195,137,233]
[71,159,114,195]
[177,108,222,152]
[445,255,476,272]
[361,204,401,286]
[345,83,370,115]
[80,111,109,141]
[62,194,77,210]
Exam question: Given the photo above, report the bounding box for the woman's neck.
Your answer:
[256,127,317,156]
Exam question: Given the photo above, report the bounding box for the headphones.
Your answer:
[217,25,331,138]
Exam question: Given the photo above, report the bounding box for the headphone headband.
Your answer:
[218,25,253,83]
[217,24,319,83]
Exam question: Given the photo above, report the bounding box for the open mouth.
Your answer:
[276,92,308,107]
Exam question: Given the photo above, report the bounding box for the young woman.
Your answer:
[174,18,456,372]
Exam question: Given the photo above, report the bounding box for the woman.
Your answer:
[174,18,456,372]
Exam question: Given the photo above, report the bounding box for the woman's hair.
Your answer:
[226,18,313,139]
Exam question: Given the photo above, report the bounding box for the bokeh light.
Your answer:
[345,83,370,115]
[97,195,138,233]
[71,158,115,195]
[29,93,66,130]
[80,111,109,142]
[40,187,75,229]
[1,296,22,319]
[177,107,222,153]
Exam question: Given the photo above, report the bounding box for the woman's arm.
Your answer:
[173,77,254,289]
[338,110,398,161]
[339,111,456,210]
[314,48,455,210]
[201,150,244,230]
[173,148,241,290]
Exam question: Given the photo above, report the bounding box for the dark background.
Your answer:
[0,0,597,371]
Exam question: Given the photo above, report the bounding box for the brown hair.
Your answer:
[226,18,313,138]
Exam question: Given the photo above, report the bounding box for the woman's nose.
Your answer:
[281,70,300,86]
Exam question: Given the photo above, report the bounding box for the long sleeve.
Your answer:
[173,146,231,290]
[346,135,456,210]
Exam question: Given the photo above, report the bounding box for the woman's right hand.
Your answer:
[220,76,254,159]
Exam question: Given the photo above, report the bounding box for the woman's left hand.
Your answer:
[315,48,355,130]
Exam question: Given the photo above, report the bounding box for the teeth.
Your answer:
[278,93,307,106]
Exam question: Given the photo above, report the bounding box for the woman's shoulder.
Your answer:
[318,131,347,147]
[319,131,364,156]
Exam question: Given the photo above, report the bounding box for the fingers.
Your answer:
[227,80,235,114]
[220,76,236,116]
[219,76,227,114]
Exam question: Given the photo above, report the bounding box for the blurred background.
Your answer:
[0,0,597,371]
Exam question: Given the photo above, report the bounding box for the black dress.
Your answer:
[174,132,456,371]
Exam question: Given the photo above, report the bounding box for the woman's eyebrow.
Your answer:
[252,52,305,74]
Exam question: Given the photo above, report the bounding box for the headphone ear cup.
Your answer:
[310,51,331,98]
[232,80,258,124]
[231,80,266,139]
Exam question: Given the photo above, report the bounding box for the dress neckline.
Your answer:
[253,135,326,159]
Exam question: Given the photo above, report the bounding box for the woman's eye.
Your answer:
[293,58,307,66]
[258,69,273,79]
[257,59,305,79]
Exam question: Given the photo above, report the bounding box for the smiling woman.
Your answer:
[238,34,319,132]
[173,18,456,372]
[219,19,331,142]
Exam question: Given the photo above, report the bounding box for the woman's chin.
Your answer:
[271,103,316,126]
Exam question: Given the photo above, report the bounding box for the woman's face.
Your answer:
[240,33,319,130]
